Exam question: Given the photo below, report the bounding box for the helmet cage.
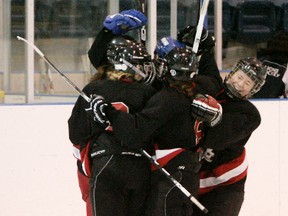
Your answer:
[142,62,156,84]
[226,58,267,99]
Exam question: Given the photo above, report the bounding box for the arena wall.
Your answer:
[0,100,287,216]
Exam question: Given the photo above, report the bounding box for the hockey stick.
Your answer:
[17,36,90,102]
[138,0,146,45]
[140,149,208,214]
[46,67,55,94]
[192,0,210,54]
[39,59,55,94]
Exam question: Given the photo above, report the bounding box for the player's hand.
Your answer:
[85,95,111,129]
[177,25,215,55]
[103,9,147,35]
[190,94,222,127]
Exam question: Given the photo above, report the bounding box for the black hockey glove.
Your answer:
[177,25,215,55]
[85,95,111,129]
[191,94,222,127]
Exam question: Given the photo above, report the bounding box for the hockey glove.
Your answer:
[177,25,215,55]
[190,94,222,127]
[103,9,147,35]
[85,95,111,129]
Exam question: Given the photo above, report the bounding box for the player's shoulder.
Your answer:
[152,87,190,109]
[157,87,186,98]
[226,98,260,116]
[241,99,261,119]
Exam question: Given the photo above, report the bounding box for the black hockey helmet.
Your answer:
[177,25,215,55]
[154,46,198,83]
[225,57,267,99]
[107,36,156,84]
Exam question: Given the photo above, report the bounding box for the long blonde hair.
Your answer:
[90,64,135,82]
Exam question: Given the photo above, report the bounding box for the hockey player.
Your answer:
[68,9,152,216]
[193,57,267,216]
[69,35,157,216]
[149,27,267,215]
[254,30,288,98]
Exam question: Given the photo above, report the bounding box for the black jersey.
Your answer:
[200,89,261,170]
[68,79,157,154]
[198,51,223,87]
[106,86,204,150]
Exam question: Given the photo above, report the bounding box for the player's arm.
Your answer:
[198,52,223,86]
[202,101,261,150]
[108,90,182,149]
[86,88,187,149]
[88,28,115,69]
[68,90,93,145]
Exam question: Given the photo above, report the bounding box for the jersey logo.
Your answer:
[111,102,129,113]
[194,120,204,145]
[106,102,129,131]
[263,60,286,78]
[202,148,215,162]
[266,66,280,77]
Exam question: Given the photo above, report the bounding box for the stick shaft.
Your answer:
[44,57,90,102]
[140,149,208,213]
[192,0,210,54]
[138,0,146,45]
[17,36,90,102]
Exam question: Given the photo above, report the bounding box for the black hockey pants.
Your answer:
[145,150,201,216]
[192,177,246,216]
[90,154,151,216]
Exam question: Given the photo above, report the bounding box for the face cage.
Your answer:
[227,64,265,99]
[119,59,156,85]
[154,58,166,78]
[224,79,243,99]
[142,62,156,85]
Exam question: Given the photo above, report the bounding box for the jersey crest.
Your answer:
[263,60,286,79]
[194,120,204,145]
[106,102,129,131]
